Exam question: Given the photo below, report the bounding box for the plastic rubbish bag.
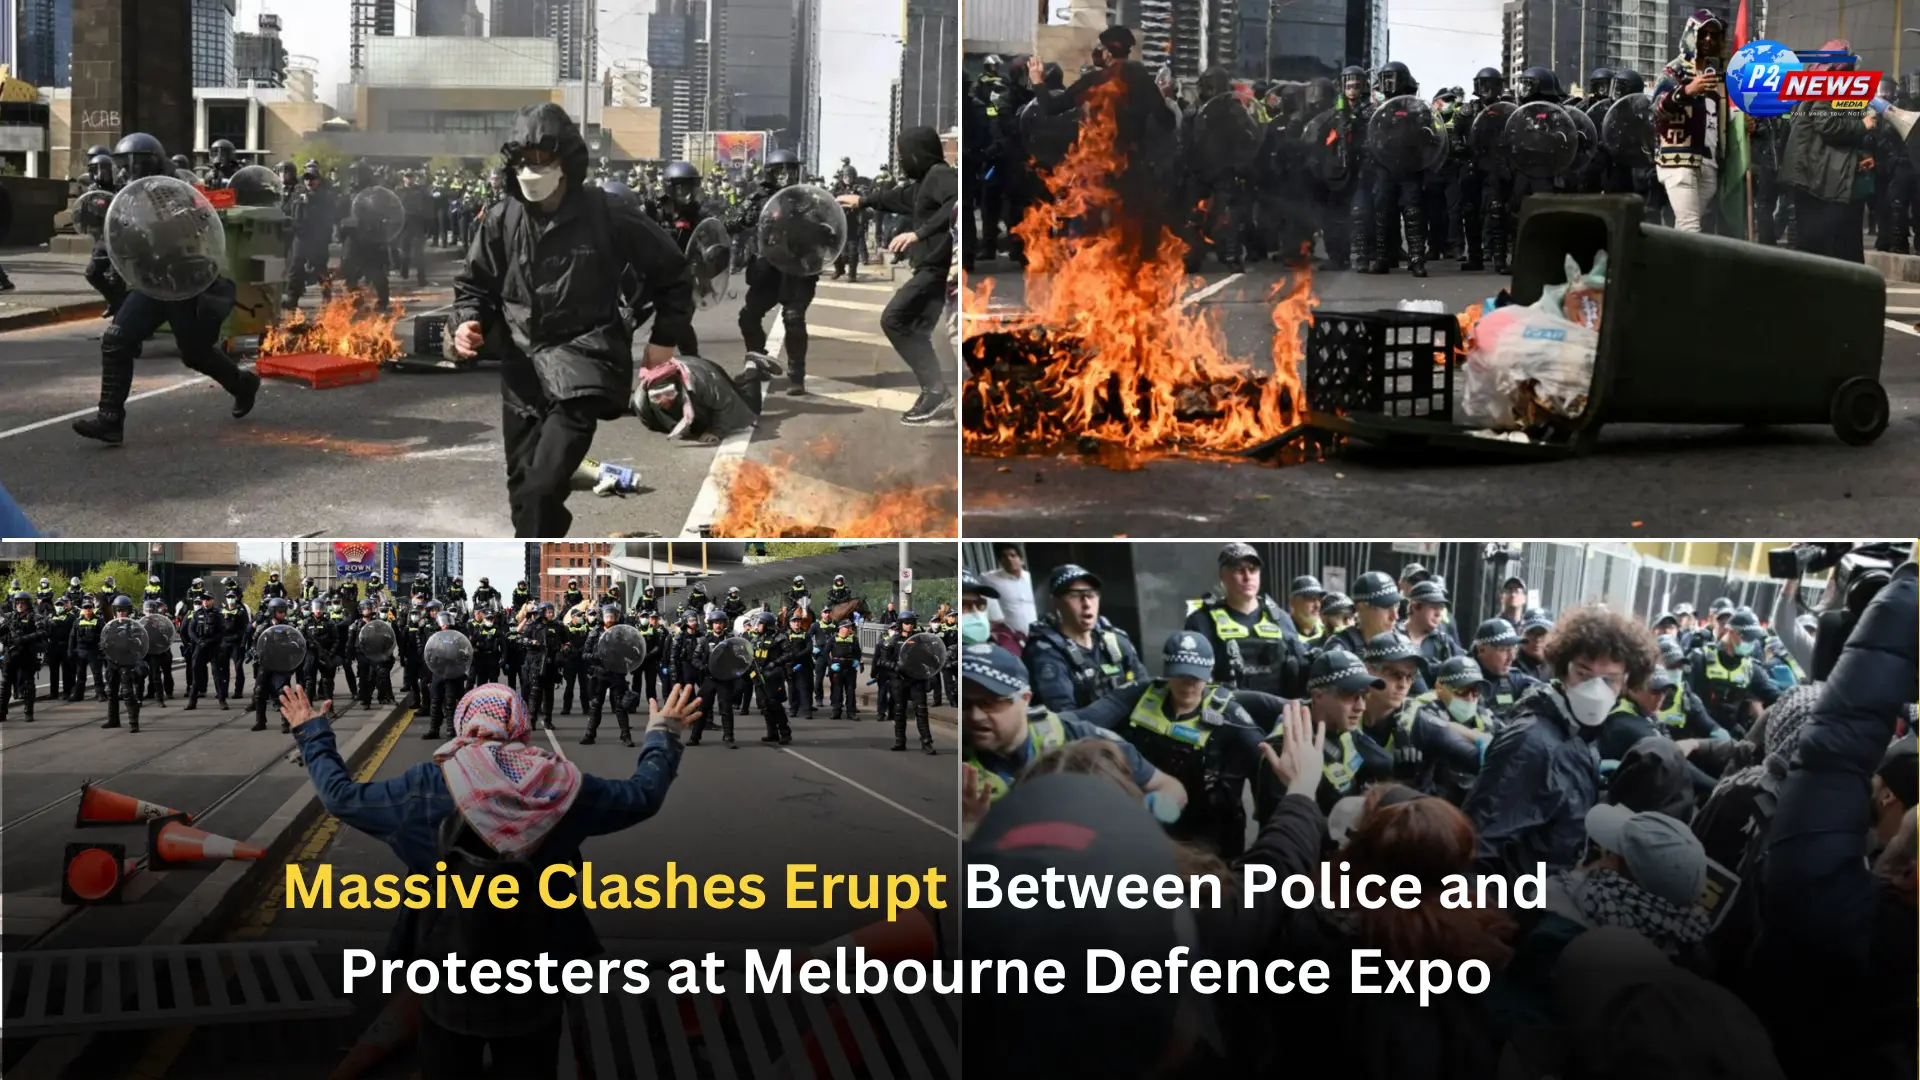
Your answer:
[1457,251,1606,429]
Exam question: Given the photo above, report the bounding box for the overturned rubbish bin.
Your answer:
[1302,194,1889,455]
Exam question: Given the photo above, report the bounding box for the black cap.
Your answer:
[1878,735,1919,809]
[1352,571,1401,609]
[1400,562,1432,584]
[1472,617,1522,647]
[1289,574,1325,599]
[1406,580,1450,607]
[1218,542,1261,568]
[1727,611,1765,639]
[1097,24,1136,52]
[1049,564,1102,595]
[1521,608,1555,633]
[1434,656,1490,690]
[963,567,1000,600]
[1363,631,1420,664]
[1307,648,1385,693]
[1321,591,1354,615]
[1502,575,1527,591]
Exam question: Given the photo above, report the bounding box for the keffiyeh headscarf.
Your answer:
[434,683,583,857]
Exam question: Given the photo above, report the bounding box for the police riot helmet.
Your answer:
[984,54,1003,75]
[601,603,621,622]
[170,153,192,171]
[267,597,289,617]
[143,598,163,613]
[87,143,111,159]
[88,153,116,181]
[192,577,204,588]
[211,138,236,162]
[104,575,117,588]
[479,577,490,586]
[833,575,847,586]
[425,599,443,613]
[436,611,454,629]
[567,577,579,588]
[10,591,28,608]
[1375,60,1417,98]
[360,599,375,614]
[311,598,326,614]
[1587,67,1614,97]
[792,575,806,587]
[415,572,428,584]
[539,601,556,616]
[111,594,134,614]
[148,574,160,586]
[70,576,81,587]
[1516,66,1558,101]
[39,577,50,589]
[1472,67,1505,99]
[727,586,741,599]
[1340,65,1370,97]
[663,159,702,203]
[765,149,802,189]
[222,576,237,588]
[1611,68,1646,97]
[764,612,783,631]
[708,611,729,626]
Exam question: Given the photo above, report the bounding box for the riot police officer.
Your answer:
[338,161,392,313]
[722,586,748,623]
[0,592,45,722]
[251,598,301,732]
[691,611,742,748]
[559,605,590,714]
[1383,655,1496,803]
[74,133,261,445]
[1329,65,1375,271]
[1024,564,1147,712]
[1358,61,1432,276]
[783,612,816,719]
[307,597,345,701]
[1451,67,1510,270]
[871,611,919,720]
[787,575,811,609]
[728,149,818,395]
[44,597,73,701]
[99,595,147,731]
[582,604,637,747]
[751,612,795,745]
[517,602,566,728]
[1470,617,1538,719]
[471,606,504,684]
[636,610,668,704]
[827,619,863,718]
[472,577,501,608]
[81,152,128,314]
[886,616,941,755]
[420,610,470,741]
[282,161,339,310]
[67,597,105,701]
[218,587,250,701]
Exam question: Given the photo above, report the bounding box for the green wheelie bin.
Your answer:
[215,204,290,344]
[1301,194,1890,454]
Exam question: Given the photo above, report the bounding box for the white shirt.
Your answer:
[980,568,1037,634]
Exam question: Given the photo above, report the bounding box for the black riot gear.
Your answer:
[1472,67,1505,101]
[1340,66,1369,103]
[663,160,701,210]
[1587,67,1614,99]
[1516,66,1561,103]
[764,149,802,191]
[1375,61,1417,99]
[113,133,171,181]
[1611,69,1646,97]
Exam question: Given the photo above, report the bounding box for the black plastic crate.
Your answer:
[1305,310,1460,421]
[413,314,447,358]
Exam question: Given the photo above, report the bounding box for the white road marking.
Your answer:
[801,376,919,413]
[0,371,235,442]
[399,442,504,461]
[1886,319,1920,338]
[802,324,887,345]
[780,746,958,839]
[680,318,785,538]
[809,297,888,314]
[1181,272,1244,307]
[1885,306,1920,316]
[816,280,898,294]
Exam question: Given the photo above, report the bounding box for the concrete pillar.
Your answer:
[195,97,206,152]
[71,0,193,161]
[245,93,259,153]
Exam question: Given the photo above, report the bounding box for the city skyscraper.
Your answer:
[18,0,73,88]
[713,0,794,134]
[191,0,236,87]
[416,0,483,35]
[902,0,957,133]
[491,0,545,37]
[351,0,399,78]
[235,13,288,86]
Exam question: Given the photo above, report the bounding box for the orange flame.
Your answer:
[963,76,1311,460]
[709,450,957,538]
[261,292,406,362]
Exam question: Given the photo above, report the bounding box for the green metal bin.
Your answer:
[1301,194,1890,455]
[214,204,289,341]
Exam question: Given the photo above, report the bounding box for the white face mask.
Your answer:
[1565,677,1617,727]
[517,164,563,202]
[1447,695,1478,723]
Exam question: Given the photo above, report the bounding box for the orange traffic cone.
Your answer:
[62,841,140,904]
[75,781,188,827]
[147,812,265,870]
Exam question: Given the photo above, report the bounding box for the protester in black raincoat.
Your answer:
[1757,559,1916,1080]
[1462,607,1657,879]
[451,103,696,537]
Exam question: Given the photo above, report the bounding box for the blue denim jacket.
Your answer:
[294,714,683,958]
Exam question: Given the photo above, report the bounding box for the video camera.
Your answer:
[1768,540,1912,680]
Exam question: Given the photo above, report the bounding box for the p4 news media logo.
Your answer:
[1777,51,1880,110]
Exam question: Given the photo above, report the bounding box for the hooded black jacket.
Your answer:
[453,104,695,419]
[861,126,956,271]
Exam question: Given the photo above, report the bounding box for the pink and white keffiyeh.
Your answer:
[433,683,583,857]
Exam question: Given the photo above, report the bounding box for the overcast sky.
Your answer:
[1389,0,1507,91]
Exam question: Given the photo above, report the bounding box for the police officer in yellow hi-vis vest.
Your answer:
[1598,665,1721,801]
[1183,542,1307,698]
[1400,578,1460,695]
[1686,609,1780,738]
[1063,632,1268,858]
[1470,617,1539,720]
[1286,575,1332,648]
[1383,655,1500,804]
[959,643,1178,841]
[1653,633,1727,741]
[1254,647,1395,819]
[1023,564,1147,712]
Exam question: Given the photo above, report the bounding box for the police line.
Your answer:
[342,945,1487,1005]
[968,860,1549,912]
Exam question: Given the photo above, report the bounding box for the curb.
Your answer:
[0,300,106,334]
[7,695,416,1080]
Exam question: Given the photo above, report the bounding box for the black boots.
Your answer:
[1402,206,1429,278]
[73,410,126,445]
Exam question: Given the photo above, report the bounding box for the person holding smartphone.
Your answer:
[1652,10,1730,233]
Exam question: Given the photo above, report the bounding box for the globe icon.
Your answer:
[1727,40,1801,118]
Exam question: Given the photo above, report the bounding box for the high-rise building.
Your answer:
[901,0,957,133]
[417,0,483,35]
[1127,0,1262,80]
[794,0,820,158]
[523,544,543,600]
[191,0,236,87]
[713,0,794,134]
[491,0,545,37]
[1503,0,1612,95]
[546,0,595,81]
[351,0,398,79]
[650,0,710,154]
[1236,0,1369,80]
[18,0,73,88]
[234,13,288,87]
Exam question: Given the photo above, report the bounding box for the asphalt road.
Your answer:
[963,260,1920,535]
[0,254,957,538]
[2,667,959,1079]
